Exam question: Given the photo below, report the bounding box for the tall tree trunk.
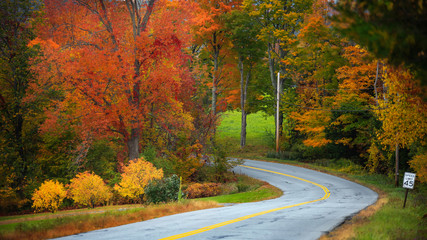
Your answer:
[374,61,380,106]
[14,109,27,191]
[212,83,217,116]
[124,0,156,161]
[239,57,247,148]
[268,44,276,89]
[267,44,283,142]
[241,111,247,148]
[278,48,288,138]
[212,45,219,117]
[128,128,139,161]
[395,143,399,187]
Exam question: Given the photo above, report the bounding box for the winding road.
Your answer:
[57,159,378,240]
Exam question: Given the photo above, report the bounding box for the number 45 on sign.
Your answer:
[402,172,416,208]
[403,172,416,189]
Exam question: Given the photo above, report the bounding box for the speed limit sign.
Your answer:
[402,172,416,189]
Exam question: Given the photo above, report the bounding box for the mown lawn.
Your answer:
[216,111,274,156]
[201,185,282,204]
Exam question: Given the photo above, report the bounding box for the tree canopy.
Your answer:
[0,0,425,214]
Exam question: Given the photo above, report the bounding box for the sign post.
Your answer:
[402,172,416,208]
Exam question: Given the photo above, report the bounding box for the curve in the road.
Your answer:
[160,165,331,240]
[56,160,378,240]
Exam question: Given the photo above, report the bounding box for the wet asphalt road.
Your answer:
[56,159,378,240]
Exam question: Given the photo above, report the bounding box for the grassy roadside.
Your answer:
[0,204,148,224]
[202,185,282,203]
[0,201,220,240]
[341,174,426,240]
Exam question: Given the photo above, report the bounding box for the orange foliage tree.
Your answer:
[283,0,344,150]
[192,0,239,116]
[328,45,379,158]
[290,41,380,157]
[114,157,163,202]
[292,110,332,148]
[33,0,198,161]
[32,180,67,213]
[68,171,112,208]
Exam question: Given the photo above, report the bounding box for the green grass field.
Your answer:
[216,111,275,153]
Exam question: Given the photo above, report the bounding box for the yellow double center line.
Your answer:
[160,165,331,240]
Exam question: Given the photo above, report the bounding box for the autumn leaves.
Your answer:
[33,0,200,162]
[32,158,163,212]
[1,0,425,216]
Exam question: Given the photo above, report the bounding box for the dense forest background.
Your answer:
[0,0,425,214]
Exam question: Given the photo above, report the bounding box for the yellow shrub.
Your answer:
[32,180,66,213]
[366,143,391,174]
[69,172,112,207]
[114,157,163,202]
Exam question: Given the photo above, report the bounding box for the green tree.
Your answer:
[244,0,314,141]
[291,0,345,92]
[84,140,118,184]
[0,0,42,203]
[225,9,266,148]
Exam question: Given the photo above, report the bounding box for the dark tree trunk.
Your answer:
[395,143,399,187]
[128,128,139,161]
[239,57,247,148]
[212,38,219,117]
